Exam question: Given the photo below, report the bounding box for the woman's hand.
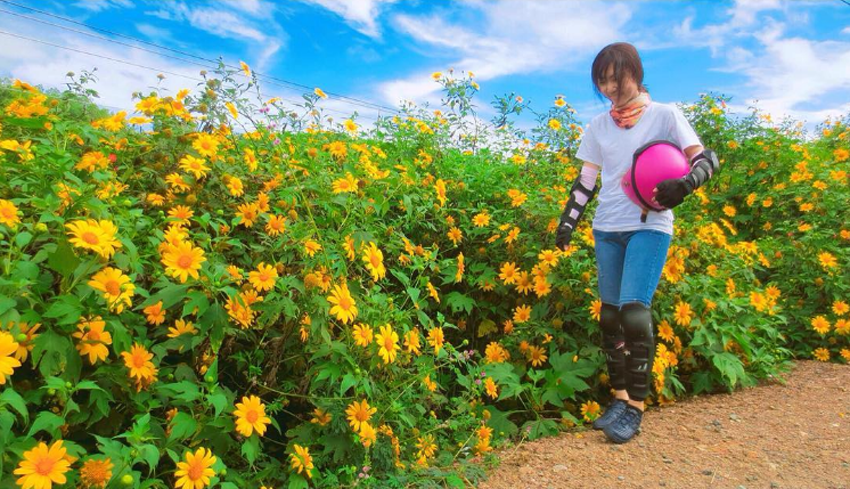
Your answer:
[652,177,693,209]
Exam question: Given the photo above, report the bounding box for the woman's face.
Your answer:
[598,64,639,107]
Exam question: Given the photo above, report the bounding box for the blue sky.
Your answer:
[1,0,849,131]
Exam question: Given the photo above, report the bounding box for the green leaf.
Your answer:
[168,412,197,442]
[208,391,228,417]
[47,241,80,278]
[340,373,357,396]
[477,318,496,337]
[27,411,65,437]
[0,295,16,317]
[445,474,465,488]
[15,231,33,248]
[241,434,260,464]
[0,388,29,423]
[288,473,310,489]
[137,444,160,474]
[444,291,475,314]
[43,295,83,325]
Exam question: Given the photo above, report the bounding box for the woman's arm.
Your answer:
[555,161,600,251]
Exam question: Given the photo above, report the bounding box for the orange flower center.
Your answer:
[338,296,351,310]
[132,353,147,368]
[82,231,100,245]
[370,255,381,268]
[177,254,194,269]
[258,273,269,283]
[246,409,259,423]
[88,330,101,341]
[1,208,13,218]
[35,456,56,476]
[384,337,394,350]
[105,280,121,296]
[187,461,204,481]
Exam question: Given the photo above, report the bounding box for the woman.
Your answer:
[554,42,720,443]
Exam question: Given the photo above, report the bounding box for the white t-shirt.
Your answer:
[574,101,702,236]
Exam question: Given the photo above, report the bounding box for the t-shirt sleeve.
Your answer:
[670,106,702,151]
[575,119,603,166]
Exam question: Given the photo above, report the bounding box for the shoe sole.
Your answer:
[604,427,641,444]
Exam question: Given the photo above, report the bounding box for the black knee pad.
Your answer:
[600,302,627,390]
[619,302,655,401]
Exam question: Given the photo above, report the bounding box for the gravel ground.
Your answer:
[478,360,849,489]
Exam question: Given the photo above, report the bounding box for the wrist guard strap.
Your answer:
[684,149,720,191]
[558,176,598,231]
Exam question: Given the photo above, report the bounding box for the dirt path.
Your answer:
[479,361,849,489]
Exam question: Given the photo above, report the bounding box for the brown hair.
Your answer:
[591,42,648,100]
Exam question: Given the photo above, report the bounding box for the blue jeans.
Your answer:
[592,229,672,309]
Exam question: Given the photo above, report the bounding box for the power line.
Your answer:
[0,29,381,124]
[0,0,402,116]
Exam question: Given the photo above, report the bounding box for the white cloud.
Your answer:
[667,1,850,126]
[302,0,397,38]
[842,26,850,35]
[73,0,133,13]
[380,0,631,106]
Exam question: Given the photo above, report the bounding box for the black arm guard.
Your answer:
[683,149,720,192]
[558,175,598,232]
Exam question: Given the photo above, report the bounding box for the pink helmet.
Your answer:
[621,140,690,212]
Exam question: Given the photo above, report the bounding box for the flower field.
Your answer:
[0,65,848,488]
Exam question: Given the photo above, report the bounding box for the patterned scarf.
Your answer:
[610,91,651,129]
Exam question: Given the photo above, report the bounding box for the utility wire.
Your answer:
[0,0,402,116]
[0,30,381,124]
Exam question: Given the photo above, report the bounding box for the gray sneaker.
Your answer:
[592,399,628,430]
[603,404,644,443]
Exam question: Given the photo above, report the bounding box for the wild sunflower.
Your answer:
[233,395,272,437]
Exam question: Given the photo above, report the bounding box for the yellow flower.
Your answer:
[249,262,278,292]
[362,242,386,281]
[499,262,518,285]
[538,249,560,268]
[0,199,21,228]
[4,321,39,362]
[811,315,831,335]
[327,283,358,324]
[554,98,566,108]
[427,281,440,303]
[431,71,442,80]
[14,440,71,489]
[344,119,358,133]
[527,345,547,367]
[352,323,374,347]
[346,399,376,432]
[75,151,109,172]
[265,214,286,237]
[66,219,122,259]
[314,87,328,99]
[168,319,198,338]
[73,316,112,365]
[673,301,693,327]
[472,211,490,227]
[0,331,22,385]
[304,239,322,257]
[144,301,166,325]
[657,320,674,342]
[79,457,113,489]
[120,343,156,384]
[508,189,527,207]
[240,61,251,76]
[505,226,520,244]
[423,374,437,391]
[427,326,445,355]
[455,252,464,283]
[234,395,272,437]
[179,155,209,179]
[589,299,601,321]
[174,447,216,489]
[162,241,206,283]
[225,102,238,120]
[375,324,400,364]
[513,304,532,324]
[405,328,421,355]
[447,226,463,245]
[548,118,561,131]
[168,205,194,226]
[813,347,830,362]
[818,251,837,271]
[581,400,601,422]
[192,133,219,158]
[289,444,314,479]
[833,300,849,317]
[484,377,498,399]
[723,205,736,217]
[310,408,332,426]
[227,176,244,197]
[332,173,358,194]
[834,148,849,162]
[88,267,135,313]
